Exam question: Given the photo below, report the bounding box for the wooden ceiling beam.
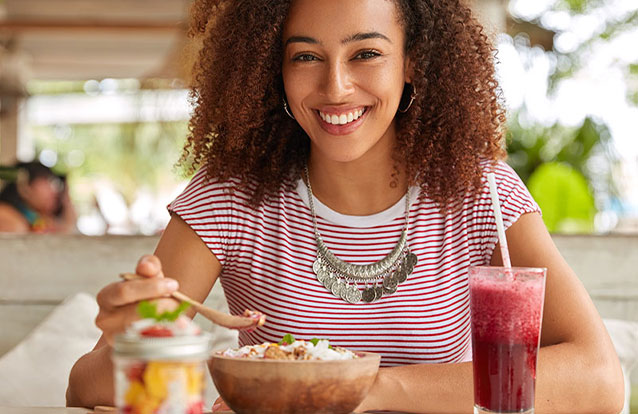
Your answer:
[24,62,166,80]
[4,0,189,21]
[0,20,184,33]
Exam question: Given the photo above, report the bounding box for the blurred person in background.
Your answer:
[0,161,77,233]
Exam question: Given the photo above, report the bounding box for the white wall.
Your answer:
[1,233,636,354]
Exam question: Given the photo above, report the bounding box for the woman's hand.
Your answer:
[67,216,220,409]
[95,254,179,345]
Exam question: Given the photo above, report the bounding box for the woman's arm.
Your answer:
[358,212,624,414]
[53,187,78,233]
[66,214,222,408]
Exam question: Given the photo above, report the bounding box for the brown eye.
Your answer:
[355,50,381,60]
[293,54,319,62]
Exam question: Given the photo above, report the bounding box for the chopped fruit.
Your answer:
[129,315,201,338]
[116,310,207,414]
[126,363,146,382]
[139,325,174,337]
[222,336,357,360]
[243,309,267,327]
[124,380,146,407]
[186,364,204,395]
[188,401,204,414]
[120,361,205,414]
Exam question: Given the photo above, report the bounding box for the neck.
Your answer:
[306,155,408,216]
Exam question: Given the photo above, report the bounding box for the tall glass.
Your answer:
[469,266,546,414]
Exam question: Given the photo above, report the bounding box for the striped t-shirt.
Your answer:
[168,161,539,367]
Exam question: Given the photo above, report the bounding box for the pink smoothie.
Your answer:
[469,267,545,413]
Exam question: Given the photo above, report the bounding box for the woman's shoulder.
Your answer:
[411,159,537,218]
[473,159,529,195]
[414,160,528,208]
[180,167,251,195]
[478,159,521,180]
[0,202,30,233]
[169,167,294,215]
[170,170,244,211]
[473,159,540,217]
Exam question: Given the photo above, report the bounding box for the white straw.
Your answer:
[487,172,512,268]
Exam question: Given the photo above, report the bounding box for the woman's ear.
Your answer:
[404,55,414,84]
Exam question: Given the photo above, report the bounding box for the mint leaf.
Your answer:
[157,301,191,322]
[309,338,333,349]
[279,333,296,345]
[137,300,158,319]
[137,300,190,322]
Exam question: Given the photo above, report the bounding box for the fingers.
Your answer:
[95,303,139,345]
[98,254,176,310]
[94,254,179,344]
[97,277,178,310]
[135,255,165,279]
[96,297,180,345]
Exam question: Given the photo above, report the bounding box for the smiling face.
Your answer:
[282,0,409,165]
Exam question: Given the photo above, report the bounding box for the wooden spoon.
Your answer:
[119,272,266,330]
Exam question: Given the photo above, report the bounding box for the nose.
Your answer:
[320,61,354,101]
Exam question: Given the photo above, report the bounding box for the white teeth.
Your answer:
[319,108,365,125]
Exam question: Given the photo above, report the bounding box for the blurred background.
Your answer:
[0,0,636,235]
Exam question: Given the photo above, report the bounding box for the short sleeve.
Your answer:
[167,168,233,265]
[472,161,541,264]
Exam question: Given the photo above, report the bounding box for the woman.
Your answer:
[0,161,76,233]
[67,0,624,412]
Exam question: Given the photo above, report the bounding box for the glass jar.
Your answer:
[113,332,211,414]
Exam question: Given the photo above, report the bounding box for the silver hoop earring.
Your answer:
[283,98,295,119]
[399,83,417,113]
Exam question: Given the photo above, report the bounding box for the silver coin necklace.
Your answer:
[305,165,418,304]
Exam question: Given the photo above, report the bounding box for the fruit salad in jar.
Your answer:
[113,301,211,414]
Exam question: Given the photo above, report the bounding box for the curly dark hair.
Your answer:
[183,0,506,207]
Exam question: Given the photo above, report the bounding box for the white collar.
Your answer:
[295,178,419,228]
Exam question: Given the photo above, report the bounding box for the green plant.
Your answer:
[527,162,596,233]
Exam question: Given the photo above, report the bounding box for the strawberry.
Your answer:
[140,325,173,337]
[126,363,146,382]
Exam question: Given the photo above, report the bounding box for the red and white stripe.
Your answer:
[169,161,539,367]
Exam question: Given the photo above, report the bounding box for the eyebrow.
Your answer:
[343,32,391,44]
[285,36,319,46]
[285,31,391,47]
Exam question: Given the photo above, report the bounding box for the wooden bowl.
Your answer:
[208,351,381,414]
